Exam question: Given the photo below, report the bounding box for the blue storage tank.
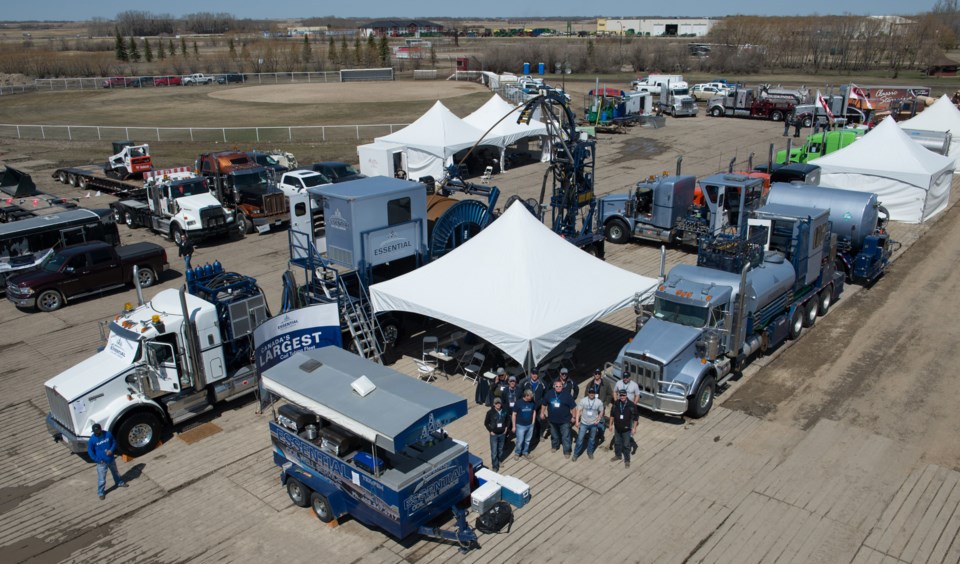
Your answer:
[767,183,880,251]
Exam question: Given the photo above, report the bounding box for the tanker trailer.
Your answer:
[766,182,898,284]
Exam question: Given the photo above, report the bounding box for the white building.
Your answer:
[598,17,717,37]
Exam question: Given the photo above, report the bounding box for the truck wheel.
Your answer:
[125,213,136,228]
[116,412,162,457]
[802,116,813,128]
[311,492,334,523]
[57,170,68,184]
[379,320,401,349]
[136,267,157,288]
[604,219,631,244]
[688,375,715,419]
[771,110,784,122]
[802,300,817,328]
[286,478,311,508]
[171,226,184,246]
[237,214,253,235]
[817,284,833,316]
[36,289,64,312]
[710,107,723,117]
[789,308,803,340]
[114,208,126,224]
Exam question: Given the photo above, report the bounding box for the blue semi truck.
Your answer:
[608,201,845,418]
[262,346,479,550]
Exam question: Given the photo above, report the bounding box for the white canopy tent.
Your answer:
[370,202,657,368]
[900,94,960,170]
[463,94,550,171]
[368,101,487,181]
[809,117,954,224]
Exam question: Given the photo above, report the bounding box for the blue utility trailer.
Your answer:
[263,346,479,550]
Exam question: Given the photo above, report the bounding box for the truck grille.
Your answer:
[45,386,74,431]
[200,206,227,228]
[623,359,661,394]
[262,193,287,216]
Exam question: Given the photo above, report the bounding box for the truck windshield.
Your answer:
[302,174,331,188]
[672,88,690,96]
[232,171,270,193]
[170,180,208,197]
[41,252,69,272]
[654,297,709,328]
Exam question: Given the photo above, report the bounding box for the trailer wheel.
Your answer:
[818,284,833,316]
[710,107,723,117]
[379,320,401,349]
[688,375,715,419]
[802,300,817,328]
[789,308,803,340]
[286,478,311,508]
[771,110,784,122]
[78,176,89,190]
[136,267,156,288]
[68,174,79,187]
[116,411,162,457]
[36,289,64,312]
[310,492,334,523]
[57,170,68,184]
[604,219,631,244]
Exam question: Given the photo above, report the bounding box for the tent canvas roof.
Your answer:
[900,94,960,132]
[370,202,657,367]
[376,100,485,158]
[810,117,953,188]
[463,94,548,149]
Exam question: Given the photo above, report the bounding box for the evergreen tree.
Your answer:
[157,38,165,60]
[366,33,376,65]
[180,37,187,57]
[354,35,361,65]
[193,41,199,57]
[328,37,337,66]
[128,36,141,62]
[168,38,176,57]
[228,38,236,59]
[115,28,128,61]
[143,38,153,62]
[429,45,437,67]
[340,36,348,66]
[378,35,390,67]
[302,35,312,63]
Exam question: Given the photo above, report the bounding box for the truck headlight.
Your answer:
[19,286,35,296]
[186,220,197,226]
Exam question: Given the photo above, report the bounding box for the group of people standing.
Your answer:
[485,367,644,471]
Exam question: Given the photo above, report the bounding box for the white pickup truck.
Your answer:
[183,73,215,85]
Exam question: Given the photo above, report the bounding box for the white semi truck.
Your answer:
[44,265,270,456]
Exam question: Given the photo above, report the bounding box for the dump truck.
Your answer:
[607,202,844,418]
[109,167,234,245]
[766,183,899,284]
[599,173,765,247]
[197,151,289,235]
[43,261,270,456]
[708,87,801,121]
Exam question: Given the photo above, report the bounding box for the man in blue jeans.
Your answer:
[87,423,128,500]
[541,380,577,458]
[572,387,604,461]
[484,398,509,471]
[511,389,537,460]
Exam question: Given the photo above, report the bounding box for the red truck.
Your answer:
[6,240,168,311]
[707,88,799,121]
[196,151,289,234]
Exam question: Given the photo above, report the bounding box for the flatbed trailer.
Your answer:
[51,165,145,198]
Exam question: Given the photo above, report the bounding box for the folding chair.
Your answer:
[422,336,439,357]
[480,165,493,184]
[415,358,439,382]
[463,352,485,383]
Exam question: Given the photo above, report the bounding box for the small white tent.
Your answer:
[371,101,486,181]
[463,94,549,171]
[900,94,960,170]
[370,202,657,368]
[809,117,954,223]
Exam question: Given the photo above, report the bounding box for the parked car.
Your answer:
[247,151,289,175]
[277,170,331,198]
[102,77,141,88]
[217,72,246,84]
[6,241,168,312]
[154,75,182,86]
[183,73,215,86]
[137,76,155,87]
[307,161,366,183]
[691,83,727,101]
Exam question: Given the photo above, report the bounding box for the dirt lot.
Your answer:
[1,81,959,562]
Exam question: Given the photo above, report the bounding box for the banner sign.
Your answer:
[253,304,342,373]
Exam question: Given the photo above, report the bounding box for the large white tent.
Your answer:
[463,94,550,171]
[809,117,954,224]
[900,94,960,170]
[367,101,487,181]
[370,202,657,368]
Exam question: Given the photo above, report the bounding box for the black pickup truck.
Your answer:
[6,240,168,311]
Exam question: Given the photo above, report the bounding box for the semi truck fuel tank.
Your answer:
[767,183,880,251]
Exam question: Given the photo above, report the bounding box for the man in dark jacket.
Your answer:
[484,398,510,471]
[87,423,128,500]
[609,389,639,468]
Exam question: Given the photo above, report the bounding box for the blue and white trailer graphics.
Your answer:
[263,346,478,549]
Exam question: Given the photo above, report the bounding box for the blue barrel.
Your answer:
[185,268,194,283]
[203,263,213,277]
[523,62,530,74]
[213,260,222,274]
[538,62,545,75]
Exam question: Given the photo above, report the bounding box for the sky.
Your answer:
[0,1,940,21]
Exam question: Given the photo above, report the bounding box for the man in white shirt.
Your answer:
[571,387,604,461]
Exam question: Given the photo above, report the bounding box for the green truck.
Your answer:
[775,129,864,165]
